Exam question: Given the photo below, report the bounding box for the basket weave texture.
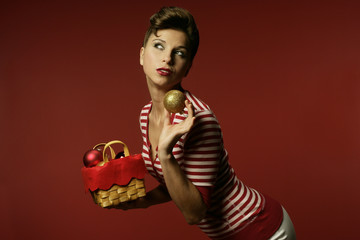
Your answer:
[82,140,146,208]
[92,178,146,208]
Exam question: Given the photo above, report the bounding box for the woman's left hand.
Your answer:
[158,100,195,156]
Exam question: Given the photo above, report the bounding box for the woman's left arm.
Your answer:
[157,100,207,225]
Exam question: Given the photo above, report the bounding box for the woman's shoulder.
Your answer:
[182,90,222,132]
[184,90,217,117]
[140,101,152,113]
[139,102,152,124]
[184,90,211,112]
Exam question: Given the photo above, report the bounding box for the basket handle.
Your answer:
[92,143,116,160]
[102,140,130,163]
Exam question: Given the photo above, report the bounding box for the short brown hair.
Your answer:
[143,6,199,61]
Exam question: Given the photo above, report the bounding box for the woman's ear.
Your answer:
[139,47,144,66]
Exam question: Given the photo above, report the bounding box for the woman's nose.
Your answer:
[162,51,174,65]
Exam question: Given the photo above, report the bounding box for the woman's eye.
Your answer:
[154,43,164,50]
[174,50,186,57]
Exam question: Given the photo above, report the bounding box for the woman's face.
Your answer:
[140,29,192,91]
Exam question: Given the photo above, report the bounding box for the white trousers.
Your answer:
[269,207,296,240]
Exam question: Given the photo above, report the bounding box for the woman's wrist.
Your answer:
[157,145,173,161]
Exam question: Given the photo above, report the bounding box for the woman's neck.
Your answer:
[147,82,183,121]
[150,88,166,121]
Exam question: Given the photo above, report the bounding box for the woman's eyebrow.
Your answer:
[152,38,188,50]
[152,38,166,43]
[177,46,188,50]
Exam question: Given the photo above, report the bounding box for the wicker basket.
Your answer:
[84,140,146,208]
[92,178,146,208]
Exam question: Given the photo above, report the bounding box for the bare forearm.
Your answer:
[159,151,207,224]
[145,184,172,206]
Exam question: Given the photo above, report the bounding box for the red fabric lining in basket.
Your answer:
[81,154,146,191]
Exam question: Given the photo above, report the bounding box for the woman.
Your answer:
[120,6,296,240]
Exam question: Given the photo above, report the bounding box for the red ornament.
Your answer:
[83,149,103,168]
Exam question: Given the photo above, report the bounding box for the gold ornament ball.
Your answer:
[163,90,186,113]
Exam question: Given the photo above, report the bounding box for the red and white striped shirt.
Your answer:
[140,91,267,239]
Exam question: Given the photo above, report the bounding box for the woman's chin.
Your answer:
[147,78,182,91]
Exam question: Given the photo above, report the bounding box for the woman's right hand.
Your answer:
[108,197,149,210]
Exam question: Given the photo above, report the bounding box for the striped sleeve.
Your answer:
[183,109,222,187]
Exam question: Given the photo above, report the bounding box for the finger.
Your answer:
[185,100,194,118]
[163,108,171,126]
[181,102,195,132]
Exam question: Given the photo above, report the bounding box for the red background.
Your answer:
[1,1,359,239]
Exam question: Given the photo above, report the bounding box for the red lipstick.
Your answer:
[157,68,172,76]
